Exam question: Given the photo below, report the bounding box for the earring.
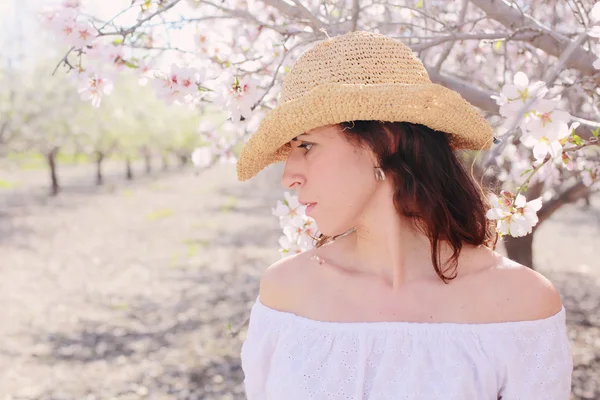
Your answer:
[374,167,386,181]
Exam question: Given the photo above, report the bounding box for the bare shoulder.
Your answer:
[481,256,564,321]
[258,249,315,311]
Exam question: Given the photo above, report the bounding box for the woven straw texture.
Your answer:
[236,31,494,181]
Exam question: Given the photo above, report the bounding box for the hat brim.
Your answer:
[236,83,494,181]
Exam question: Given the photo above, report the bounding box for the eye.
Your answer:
[298,142,314,152]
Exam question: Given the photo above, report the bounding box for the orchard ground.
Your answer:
[0,159,598,400]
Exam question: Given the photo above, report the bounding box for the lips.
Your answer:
[305,203,317,215]
[299,200,317,215]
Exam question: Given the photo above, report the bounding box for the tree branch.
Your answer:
[200,1,289,34]
[291,0,326,31]
[469,0,598,76]
[424,66,500,113]
[484,29,592,166]
[260,0,325,32]
[250,36,318,112]
[350,0,360,32]
[537,182,595,224]
[433,0,468,72]
[571,115,600,128]
[96,0,183,38]
[411,29,545,52]
[51,46,76,76]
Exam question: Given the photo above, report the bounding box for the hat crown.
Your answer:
[281,31,431,103]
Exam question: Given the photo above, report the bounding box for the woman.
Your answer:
[236,31,573,399]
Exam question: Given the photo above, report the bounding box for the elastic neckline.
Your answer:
[254,295,566,333]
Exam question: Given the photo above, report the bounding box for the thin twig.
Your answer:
[470,0,597,75]
[483,30,592,169]
[51,46,76,76]
[250,36,318,112]
[200,0,289,34]
[433,0,468,72]
[95,3,138,32]
[412,29,543,52]
[96,0,184,38]
[350,0,360,32]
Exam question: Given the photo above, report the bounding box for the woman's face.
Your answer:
[281,124,380,236]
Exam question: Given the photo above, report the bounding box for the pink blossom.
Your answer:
[212,72,260,122]
[87,43,126,69]
[70,22,97,48]
[62,0,81,8]
[77,72,114,107]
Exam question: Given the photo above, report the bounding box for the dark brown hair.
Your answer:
[314,121,498,284]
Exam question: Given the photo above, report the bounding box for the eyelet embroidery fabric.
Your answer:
[240,295,573,400]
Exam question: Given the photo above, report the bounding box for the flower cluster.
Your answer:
[271,192,319,257]
[486,191,543,238]
[42,5,97,49]
[151,64,207,106]
[493,72,572,163]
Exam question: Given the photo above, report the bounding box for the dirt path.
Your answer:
[0,161,598,399]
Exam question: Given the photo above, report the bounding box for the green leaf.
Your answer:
[227,321,232,331]
[415,0,424,8]
[125,60,137,69]
[112,38,124,45]
[494,41,502,51]
[592,127,599,139]
[572,134,583,146]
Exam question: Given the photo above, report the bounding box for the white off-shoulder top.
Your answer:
[240,295,573,400]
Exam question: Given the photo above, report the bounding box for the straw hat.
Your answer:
[236,30,494,182]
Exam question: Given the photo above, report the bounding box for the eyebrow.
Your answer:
[292,133,311,141]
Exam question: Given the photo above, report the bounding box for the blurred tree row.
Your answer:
[0,58,208,196]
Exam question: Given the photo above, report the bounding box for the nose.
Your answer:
[281,158,305,190]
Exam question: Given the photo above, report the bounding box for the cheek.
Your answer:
[314,152,375,214]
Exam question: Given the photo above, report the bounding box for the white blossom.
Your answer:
[77,71,113,107]
[211,72,260,122]
[486,192,543,238]
[493,72,547,123]
[272,191,307,227]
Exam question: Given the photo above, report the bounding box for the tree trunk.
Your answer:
[125,156,133,180]
[503,233,535,269]
[141,147,152,174]
[178,153,188,168]
[46,147,60,196]
[96,151,105,186]
[161,153,169,171]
